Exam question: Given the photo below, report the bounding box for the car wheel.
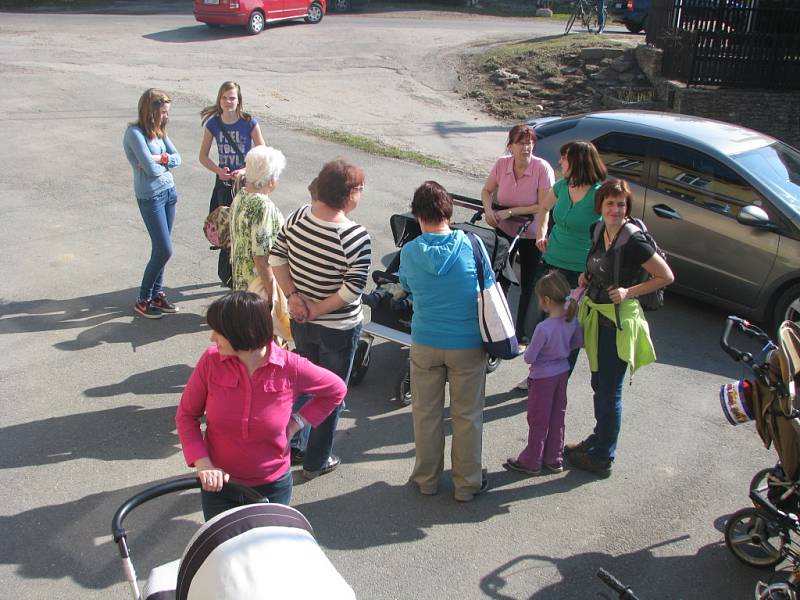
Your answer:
[625,22,643,34]
[334,0,351,10]
[246,10,265,35]
[772,282,800,333]
[305,2,324,23]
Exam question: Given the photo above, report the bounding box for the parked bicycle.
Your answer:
[564,0,607,34]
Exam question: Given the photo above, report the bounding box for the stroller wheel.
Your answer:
[750,468,774,494]
[349,340,370,386]
[486,355,502,374]
[398,370,412,406]
[725,507,787,568]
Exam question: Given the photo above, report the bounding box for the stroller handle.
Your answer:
[597,568,641,600]
[720,316,772,365]
[112,476,264,556]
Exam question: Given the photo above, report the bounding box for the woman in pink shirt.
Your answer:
[481,124,556,346]
[176,291,346,520]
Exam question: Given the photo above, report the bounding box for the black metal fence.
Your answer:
[648,0,800,89]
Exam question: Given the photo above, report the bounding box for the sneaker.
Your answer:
[516,378,529,390]
[543,463,564,474]
[302,454,340,479]
[151,292,179,313]
[290,448,305,466]
[564,439,592,455]
[134,299,163,319]
[502,459,541,476]
[568,451,612,477]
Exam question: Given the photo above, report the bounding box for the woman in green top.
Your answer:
[515,141,607,390]
[534,140,607,287]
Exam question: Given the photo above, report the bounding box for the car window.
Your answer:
[734,142,800,215]
[653,141,762,217]
[594,133,648,183]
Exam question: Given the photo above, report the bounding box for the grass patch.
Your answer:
[304,128,449,169]
[482,32,633,64]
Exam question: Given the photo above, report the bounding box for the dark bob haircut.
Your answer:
[411,181,453,224]
[206,291,273,352]
[506,124,535,148]
[559,140,608,187]
[595,178,633,217]
[316,158,366,210]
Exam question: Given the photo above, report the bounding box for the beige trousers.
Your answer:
[409,343,487,500]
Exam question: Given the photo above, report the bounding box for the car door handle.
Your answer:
[651,204,682,220]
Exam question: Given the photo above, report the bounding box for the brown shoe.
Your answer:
[568,451,612,478]
[564,439,592,455]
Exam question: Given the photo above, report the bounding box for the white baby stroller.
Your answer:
[111,477,355,599]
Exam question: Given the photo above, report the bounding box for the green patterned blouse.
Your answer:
[229,190,285,291]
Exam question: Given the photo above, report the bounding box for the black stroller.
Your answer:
[719,317,800,599]
[348,193,522,405]
[111,477,355,600]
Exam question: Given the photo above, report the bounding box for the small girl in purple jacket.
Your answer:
[503,271,583,475]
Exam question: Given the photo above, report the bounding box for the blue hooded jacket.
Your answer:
[399,229,493,349]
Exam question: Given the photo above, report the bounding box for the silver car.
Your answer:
[530,110,800,332]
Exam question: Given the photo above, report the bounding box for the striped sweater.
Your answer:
[269,204,371,330]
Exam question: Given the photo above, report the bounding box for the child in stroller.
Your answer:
[719,317,800,599]
[348,193,522,403]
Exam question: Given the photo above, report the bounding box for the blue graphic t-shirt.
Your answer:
[205,116,259,171]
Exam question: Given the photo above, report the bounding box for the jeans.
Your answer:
[200,468,292,522]
[497,233,541,344]
[290,321,361,471]
[585,318,628,462]
[597,0,606,30]
[136,186,176,301]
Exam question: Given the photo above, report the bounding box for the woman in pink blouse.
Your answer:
[481,124,555,346]
[176,291,346,520]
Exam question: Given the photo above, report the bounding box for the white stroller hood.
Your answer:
[142,503,355,600]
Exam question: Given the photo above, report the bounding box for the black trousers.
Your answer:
[497,230,541,344]
[209,177,235,288]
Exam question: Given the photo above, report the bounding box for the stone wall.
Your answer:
[634,45,800,148]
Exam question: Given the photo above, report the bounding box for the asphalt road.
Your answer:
[0,4,782,599]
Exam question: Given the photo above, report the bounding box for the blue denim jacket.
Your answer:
[123,125,181,199]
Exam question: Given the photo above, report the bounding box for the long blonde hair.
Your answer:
[200,81,252,125]
[535,270,578,321]
[135,88,170,139]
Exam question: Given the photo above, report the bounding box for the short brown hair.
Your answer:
[206,291,273,351]
[411,181,453,224]
[506,124,535,148]
[595,178,633,217]
[136,88,171,140]
[316,159,366,209]
[559,140,607,187]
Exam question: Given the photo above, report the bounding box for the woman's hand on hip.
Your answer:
[607,286,629,304]
[197,463,229,492]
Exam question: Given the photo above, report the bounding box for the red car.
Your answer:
[194,0,326,35]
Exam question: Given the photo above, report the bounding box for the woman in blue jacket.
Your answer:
[399,181,494,503]
[123,88,181,319]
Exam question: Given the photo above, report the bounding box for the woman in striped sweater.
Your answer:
[269,159,371,479]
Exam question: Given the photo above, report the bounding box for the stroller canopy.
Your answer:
[142,503,355,600]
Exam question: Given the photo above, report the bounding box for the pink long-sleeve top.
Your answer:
[176,342,346,487]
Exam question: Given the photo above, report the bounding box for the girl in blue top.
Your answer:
[123,88,182,319]
[200,81,265,213]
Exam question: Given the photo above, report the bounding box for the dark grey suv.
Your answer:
[530,110,800,332]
